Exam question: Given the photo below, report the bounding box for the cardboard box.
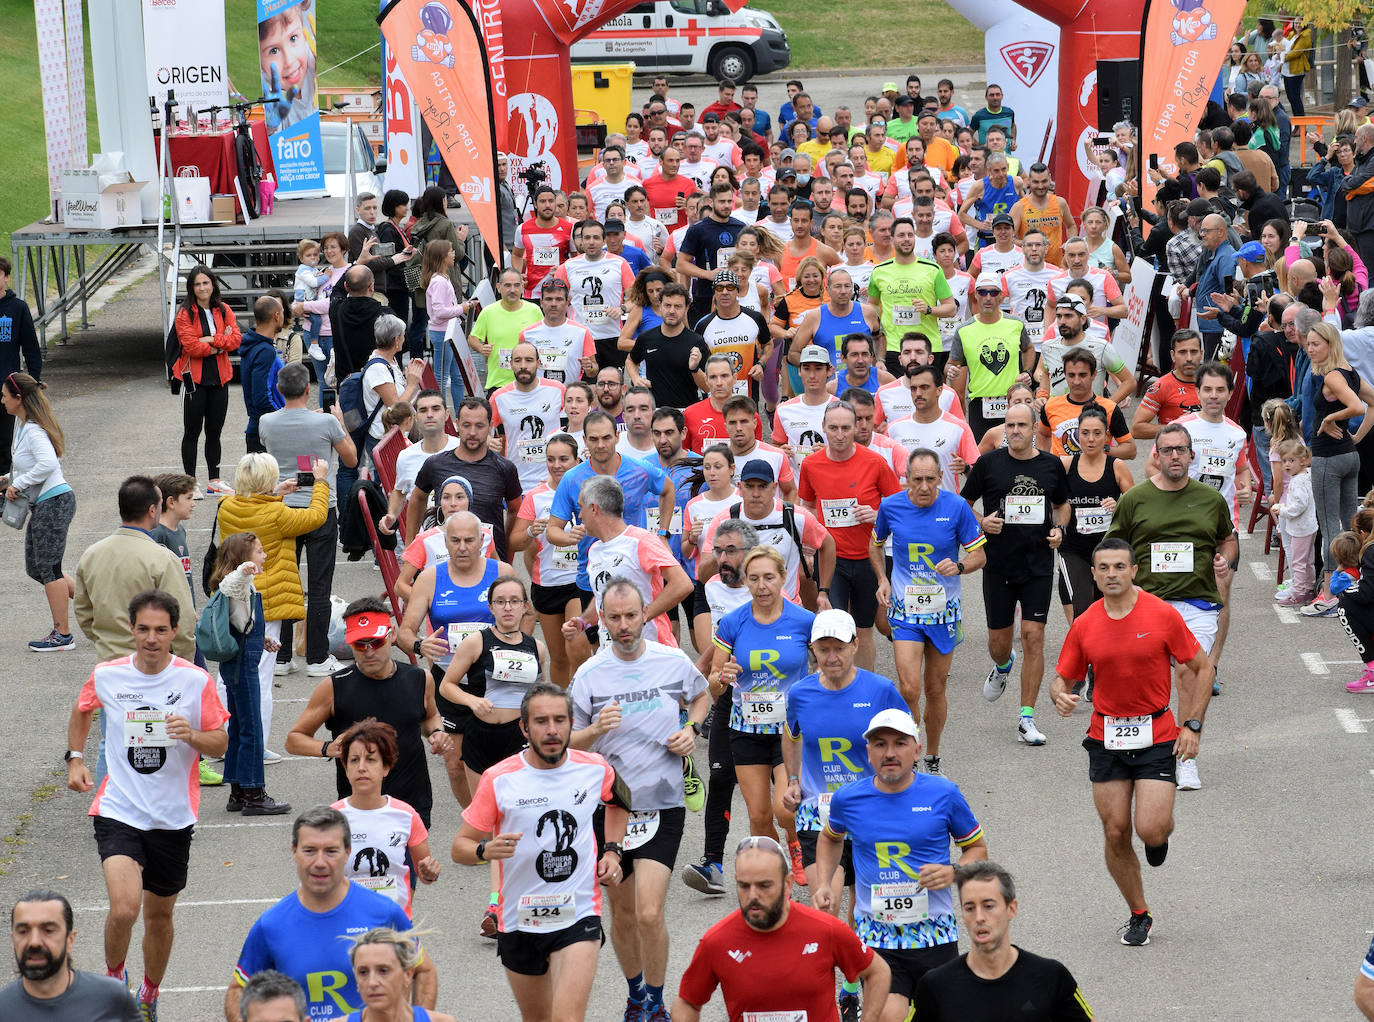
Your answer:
[60,153,146,230]
[211,194,238,223]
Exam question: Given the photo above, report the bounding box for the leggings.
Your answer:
[703,688,737,865]
[1338,591,1374,663]
[1312,451,1360,576]
[182,383,230,479]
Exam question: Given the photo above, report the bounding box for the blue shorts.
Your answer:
[891,618,962,655]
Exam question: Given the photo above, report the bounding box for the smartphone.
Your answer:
[296,455,314,488]
[1148,154,1159,170]
[373,242,396,257]
[1094,135,1111,146]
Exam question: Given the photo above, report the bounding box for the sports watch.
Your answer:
[1183,719,1203,733]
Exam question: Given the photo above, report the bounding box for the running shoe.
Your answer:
[983,651,1014,702]
[28,629,75,652]
[198,761,223,786]
[274,659,296,677]
[1017,716,1047,746]
[643,1004,671,1022]
[1346,665,1374,693]
[789,840,807,886]
[1119,911,1152,946]
[838,993,860,1022]
[205,478,233,495]
[682,757,705,812]
[191,487,205,501]
[1300,597,1339,617]
[306,655,345,677]
[1176,758,1201,790]
[923,754,942,776]
[138,998,159,1022]
[263,749,284,765]
[621,997,645,1022]
[480,905,499,939]
[681,860,725,895]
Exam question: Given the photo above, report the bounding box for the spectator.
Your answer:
[375,189,414,335]
[1281,18,1313,117]
[294,232,350,409]
[1166,199,1209,281]
[424,239,475,407]
[1258,84,1293,194]
[361,315,425,470]
[0,255,41,476]
[408,185,471,359]
[1232,171,1288,240]
[347,192,379,260]
[172,265,241,497]
[330,265,388,383]
[1344,124,1374,271]
[239,295,285,455]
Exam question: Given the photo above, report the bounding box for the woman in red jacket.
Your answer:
[173,265,241,496]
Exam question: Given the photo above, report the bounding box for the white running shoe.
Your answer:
[262,749,284,765]
[1176,758,1201,790]
[274,660,296,677]
[307,342,326,361]
[306,655,345,677]
[984,652,1014,702]
[1017,716,1047,745]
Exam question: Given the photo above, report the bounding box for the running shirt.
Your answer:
[587,177,634,218]
[887,413,980,491]
[771,396,831,474]
[1017,195,1070,266]
[824,776,983,949]
[1038,333,1126,397]
[682,217,747,316]
[552,254,636,345]
[402,522,497,573]
[757,215,794,242]
[515,217,574,298]
[785,670,907,831]
[641,173,696,232]
[624,215,669,255]
[696,309,771,396]
[678,157,720,191]
[462,749,618,934]
[683,489,739,578]
[78,656,229,831]
[841,262,876,303]
[570,641,708,809]
[678,902,875,1022]
[1056,589,1201,744]
[875,488,986,632]
[1047,268,1122,329]
[968,244,1023,281]
[865,433,910,477]
[518,483,580,587]
[1062,455,1122,559]
[867,257,953,352]
[586,525,681,646]
[517,320,596,385]
[876,380,963,426]
[393,439,457,501]
[428,559,499,667]
[797,445,902,560]
[713,599,816,734]
[1040,395,1131,456]
[471,302,544,391]
[1105,478,1234,603]
[1001,263,1059,349]
[551,456,671,590]
[491,381,567,490]
[683,399,762,452]
[937,270,974,349]
[1138,372,1201,426]
[648,456,704,572]
[949,316,1029,403]
[703,139,743,167]
[331,796,428,917]
[700,498,828,601]
[914,948,1094,1022]
[727,441,796,493]
[704,575,752,625]
[231,885,413,1020]
[812,302,872,365]
[1177,412,1248,526]
[960,449,1069,580]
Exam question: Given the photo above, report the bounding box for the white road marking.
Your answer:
[77,898,277,912]
[197,820,292,829]
[159,986,223,994]
[1334,709,1370,734]
[1250,561,1271,581]
[1272,604,1299,625]
[1302,653,1330,676]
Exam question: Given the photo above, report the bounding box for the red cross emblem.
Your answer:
[999,41,1055,88]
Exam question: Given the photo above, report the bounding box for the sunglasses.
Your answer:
[976,288,1002,296]
[349,636,387,650]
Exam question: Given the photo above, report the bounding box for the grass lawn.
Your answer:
[763,0,984,70]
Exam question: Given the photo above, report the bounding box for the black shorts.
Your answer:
[796,829,855,887]
[577,588,599,644]
[729,729,783,767]
[462,717,526,775]
[981,569,1054,630]
[1056,550,1100,616]
[92,816,193,898]
[1084,737,1178,785]
[830,557,879,628]
[671,582,702,624]
[595,805,686,877]
[532,581,582,617]
[432,664,472,735]
[966,398,1004,443]
[497,914,603,976]
[692,579,710,619]
[878,943,961,1001]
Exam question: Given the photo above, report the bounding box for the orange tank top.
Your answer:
[780,237,820,290]
[1021,194,1068,266]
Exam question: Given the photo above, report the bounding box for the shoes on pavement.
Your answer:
[191,487,205,501]
[923,754,942,775]
[306,655,345,677]
[241,788,292,816]
[263,749,284,765]
[138,997,158,1022]
[643,1004,671,1022]
[1017,715,1047,746]
[226,785,244,813]
[198,760,223,786]
[29,629,75,652]
[1275,589,1315,606]
[789,840,807,886]
[681,860,725,895]
[1300,597,1339,617]
[838,993,860,1022]
[307,342,326,361]
[1176,758,1201,790]
[1119,911,1152,946]
[274,659,296,677]
[205,478,232,495]
[620,998,645,1022]
[1346,664,1374,693]
[683,756,704,812]
[984,652,1014,702]
[480,905,499,939]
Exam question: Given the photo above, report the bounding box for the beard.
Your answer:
[16,945,66,981]
[514,368,536,386]
[720,563,741,585]
[741,893,786,930]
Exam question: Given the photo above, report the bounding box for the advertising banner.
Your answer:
[380,3,425,199]
[142,0,229,113]
[1112,257,1160,375]
[37,0,80,206]
[378,0,504,258]
[258,0,325,196]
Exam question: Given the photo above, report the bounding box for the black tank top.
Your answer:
[1064,454,1122,558]
[328,663,433,819]
[465,629,543,710]
[1312,366,1360,458]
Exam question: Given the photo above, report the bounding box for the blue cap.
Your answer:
[739,459,775,483]
[1236,241,1266,263]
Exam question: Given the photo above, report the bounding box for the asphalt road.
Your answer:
[1,276,1373,1021]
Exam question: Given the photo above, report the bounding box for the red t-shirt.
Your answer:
[1139,371,1201,427]
[684,398,762,453]
[1056,589,1201,743]
[797,445,901,560]
[678,901,874,1022]
[641,172,697,232]
[515,217,574,297]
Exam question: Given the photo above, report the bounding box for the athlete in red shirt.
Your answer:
[1131,329,1203,439]
[512,186,574,299]
[674,838,890,1022]
[684,357,763,452]
[1050,537,1213,948]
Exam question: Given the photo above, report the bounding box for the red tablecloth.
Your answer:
[162,121,275,197]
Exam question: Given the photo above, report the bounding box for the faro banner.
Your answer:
[378,0,504,259]
[142,0,230,112]
[258,0,326,196]
[1139,0,1245,203]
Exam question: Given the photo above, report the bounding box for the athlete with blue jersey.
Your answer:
[815,709,987,1022]
[871,449,987,776]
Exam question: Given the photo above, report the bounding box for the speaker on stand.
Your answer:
[1097,58,1142,131]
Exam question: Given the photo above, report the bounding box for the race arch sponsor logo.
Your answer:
[508,92,562,194]
[998,41,1054,89]
[412,2,457,68]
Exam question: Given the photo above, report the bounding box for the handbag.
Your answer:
[194,590,240,662]
[1,492,31,530]
[201,506,220,598]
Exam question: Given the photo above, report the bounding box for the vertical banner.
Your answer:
[258,0,326,196]
[36,0,78,208]
[64,0,88,170]
[378,0,504,259]
[142,0,229,112]
[1139,0,1246,203]
[464,0,509,152]
[380,2,424,198]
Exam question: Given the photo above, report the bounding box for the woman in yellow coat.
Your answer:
[215,451,330,761]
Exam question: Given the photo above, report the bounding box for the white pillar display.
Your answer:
[91,0,160,220]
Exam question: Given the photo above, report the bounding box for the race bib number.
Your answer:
[552,545,580,571]
[498,348,514,369]
[518,438,547,463]
[583,304,618,325]
[1003,494,1045,524]
[1150,542,1192,573]
[732,379,750,396]
[817,792,832,829]
[981,396,1008,419]
[1074,506,1111,534]
[743,1013,808,1022]
[716,247,736,269]
[125,709,171,748]
[903,584,947,617]
[518,893,576,932]
[622,810,660,851]
[655,207,678,224]
[1198,448,1234,476]
[742,690,785,726]
[447,623,484,646]
[871,882,931,926]
[893,305,921,327]
[538,348,565,371]
[1104,714,1154,751]
[532,247,558,267]
[644,504,684,534]
[492,649,539,684]
[938,316,959,341]
[820,498,859,529]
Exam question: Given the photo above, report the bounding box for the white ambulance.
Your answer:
[571,1,790,83]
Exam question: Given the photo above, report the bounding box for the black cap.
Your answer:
[1186,198,1212,218]
[895,94,915,108]
[701,112,720,123]
[604,218,626,233]
[990,212,1014,228]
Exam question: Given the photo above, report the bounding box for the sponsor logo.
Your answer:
[998,41,1054,88]
[802,942,819,954]
[727,949,752,963]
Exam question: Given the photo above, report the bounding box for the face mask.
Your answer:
[796,173,811,186]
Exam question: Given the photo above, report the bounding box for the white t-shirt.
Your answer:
[771,396,830,474]
[938,270,974,348]
[394,437,459,498]
[1179,412,1248,527]
[887,412,982,491]
[586,525,682,646]
[625,216,669,255]
[332,795,428,916]
[700,498,830,602]
[1002,263,1060,349]
[519,482,580,587]
[491,380,568,490]
[519,320,596,385]
[876,380,963,427]
[363,356,404,440]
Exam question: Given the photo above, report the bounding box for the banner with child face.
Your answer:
[258,0,325,195]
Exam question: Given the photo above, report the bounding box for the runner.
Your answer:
[615,387,658,463]
[875,333,965,425]
[1050,538,1213,946]
[1035,294,1135,403]
[1000,231,1059,351]
[1058,407,1135,627]
[867,218,957,375]
[929,233,974,354]
[65,590,229,1022]
[490,341,567,491]
[958,157,1022,252]
[678,184,747,325]
[826,335,895,399]
[1130,330,1203,439]
[815,709,988,1022]
[1046,239,1128,328]
[395,477,497,603]
[570,582,709,1022]
[452,684,628,1022]
[946,273,1034,441]
[976,382,1037,454]
[960,403,1070,746]
[683,356,761,453]
[646,407,707,648]
[345,928,459,1022]
[773,345,837,477]
[886,365,980,491]
[1037,348,1137,460]
[694,271,771,401]
[721,395,797,500]
[791,269,881,368]
[680,446,742,659]
[873,450,987,773]
[517,280,598,386]
[471,269,545,393]
[1011,164,1074,267]
[512,186,574,299]
[552,223,637,369]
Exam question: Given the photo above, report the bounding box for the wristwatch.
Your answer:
[603,841,624,858]
[956,561,965,574]
[63,750,83,763]
[413,638,424,657]
[475,839,487,862]
[657,529,670,538]
[1183,719,1203,733]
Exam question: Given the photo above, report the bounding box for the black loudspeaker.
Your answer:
[1097,58,1141,130]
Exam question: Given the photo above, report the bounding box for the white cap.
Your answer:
[975,271,1002,291]
[810,608,857,643]
[799,344,833,365]
[863,708,921,740]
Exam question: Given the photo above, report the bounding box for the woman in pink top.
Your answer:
[424,240,477,409]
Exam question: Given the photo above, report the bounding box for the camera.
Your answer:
[374,242,396,257]
[519,161,548,191]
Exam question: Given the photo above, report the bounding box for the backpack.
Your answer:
[728,501,813,580]
[194,590,240,662]
[338,476,397,559]
[338,356,392,450]
[164,322,184,395]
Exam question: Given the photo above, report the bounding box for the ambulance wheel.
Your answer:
[709,45,754,84]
